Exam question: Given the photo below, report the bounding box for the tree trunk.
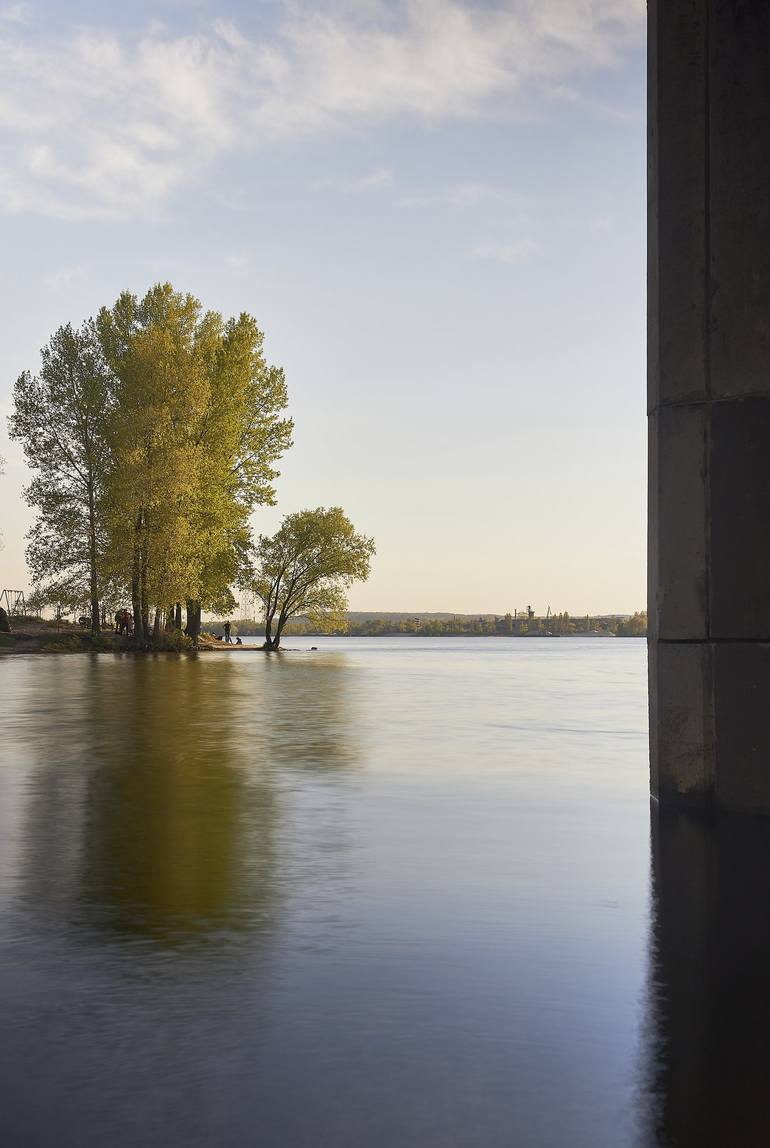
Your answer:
[272,605,290,650]
[264,610,276,650]
[165,604,175,632]
[153,608,162,644]
[131,524,144,644]
[140,559,150,639]
[174,602,182,630]
[87,483,100,635]
[185,599,201,645]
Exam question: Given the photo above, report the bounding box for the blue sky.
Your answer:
[0,0,646,613]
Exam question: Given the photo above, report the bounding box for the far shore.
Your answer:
[0,625,640,656]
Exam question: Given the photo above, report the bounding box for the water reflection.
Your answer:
[260,654,358,771]
[648,806,770,1147]
[13,653,354,947]
[0,639,664,1146]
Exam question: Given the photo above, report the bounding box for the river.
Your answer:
[0,637,765,1146]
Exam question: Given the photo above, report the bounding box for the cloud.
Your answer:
[0,1,644,220]
[0,3,29,23]
[44,264,86,290]
[399,180,527,210]
[350,166,393,192]
[316,166,394,193]
[471,238,540,265]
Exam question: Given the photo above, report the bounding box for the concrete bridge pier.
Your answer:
[649,0,770,812]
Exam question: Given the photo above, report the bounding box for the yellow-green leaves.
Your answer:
[251,507,375,648]
[12,282,293,641]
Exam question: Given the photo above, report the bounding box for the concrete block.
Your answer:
[709,0,770,399]
[650,404,708,640]
[650,640,714,806]
[710,397,770,638]
[648,0,708,411]
[714,643,770,813]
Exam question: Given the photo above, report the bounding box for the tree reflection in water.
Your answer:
[15,651,355,947]
[646,807,770,1147]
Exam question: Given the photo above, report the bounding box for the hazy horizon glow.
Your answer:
[0,0,647,615]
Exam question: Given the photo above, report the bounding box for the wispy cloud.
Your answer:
[0,1,644,220]
[471,238,540,265]
[588,214,615,238]
[44,264,85,290]
[316,166,394,194]
[399,181,527,210]
[349,167,393,192]
[0,3,30,23]
[225,253,251,270]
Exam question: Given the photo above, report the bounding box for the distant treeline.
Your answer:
[207,611,648,639]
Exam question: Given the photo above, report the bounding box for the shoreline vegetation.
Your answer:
[0,610,648,655]
[7,283,373,651]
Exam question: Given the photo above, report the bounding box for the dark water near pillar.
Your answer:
[0,638,768,1146]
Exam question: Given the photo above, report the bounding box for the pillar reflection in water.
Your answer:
[648,807,770,1147]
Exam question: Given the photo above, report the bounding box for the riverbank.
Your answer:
[0,627,266,655]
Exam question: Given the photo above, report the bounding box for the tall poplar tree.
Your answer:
[97,284,293,644]
[98,286,210,642]
[9,322,111,633]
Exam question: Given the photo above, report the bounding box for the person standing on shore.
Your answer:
[224,621,232,644]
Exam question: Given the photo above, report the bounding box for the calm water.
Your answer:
[1,638,768,1146]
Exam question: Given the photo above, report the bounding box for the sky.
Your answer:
[0,0,646,615]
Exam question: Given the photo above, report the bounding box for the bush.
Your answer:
[153,630,193,652]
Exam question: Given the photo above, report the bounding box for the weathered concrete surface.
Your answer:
[649,1,770,811]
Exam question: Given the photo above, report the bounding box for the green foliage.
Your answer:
[250,507,375,648]
[152,629,194,653]
[9,321,111,630]
[10,283,292,650]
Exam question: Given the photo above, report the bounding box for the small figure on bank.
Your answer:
[224,621,232,644]
[126,610,134,637]
[235,636,243,645]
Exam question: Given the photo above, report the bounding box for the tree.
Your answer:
[9,322,111,634]
[250,507,375,650]
[186,310,293,640]
[97,285,292,645]
[11,284,292,648]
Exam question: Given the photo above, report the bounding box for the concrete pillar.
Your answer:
[649,0,770,811]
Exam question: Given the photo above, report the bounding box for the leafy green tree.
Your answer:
[97,287,209,642]
[11,284,292,648]
[250,507,375,649]
[97,285,292,644]
[188,310,292,640]
[9,322,111,633]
